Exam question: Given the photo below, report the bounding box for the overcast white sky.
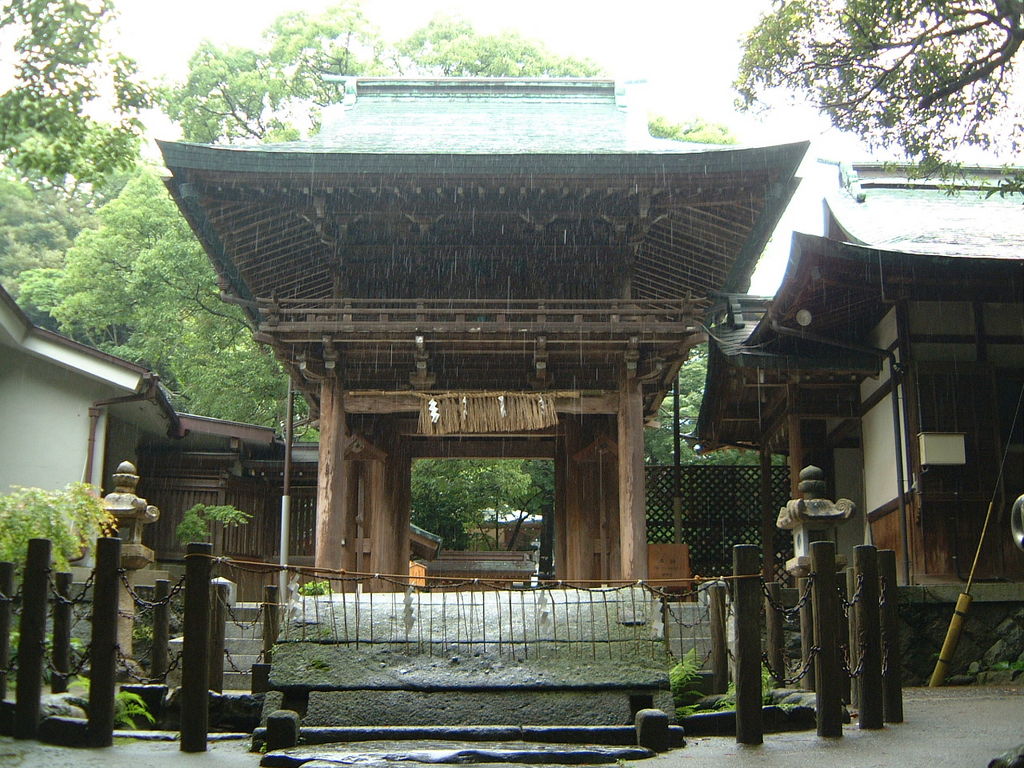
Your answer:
[107,0,872,293]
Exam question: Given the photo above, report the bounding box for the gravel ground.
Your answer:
[0,686,1020,767]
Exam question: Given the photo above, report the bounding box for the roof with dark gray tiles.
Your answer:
[210,77,722,156]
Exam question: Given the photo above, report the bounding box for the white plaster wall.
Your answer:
[861,398,899,515]
[0,348,119,492]
[860,308,898,403]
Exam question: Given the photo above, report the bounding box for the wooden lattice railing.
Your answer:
[257,297,705,335]
[645,465,793,583]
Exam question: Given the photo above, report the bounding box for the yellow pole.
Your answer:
[928,592,973,687]
[928,500,994,687]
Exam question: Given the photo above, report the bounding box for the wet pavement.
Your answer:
[0,686,1019,767]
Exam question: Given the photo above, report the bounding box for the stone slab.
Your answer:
[251,724,686,751]
[259,740,654,767]
[302,689,674,727]
[269,643,671,692]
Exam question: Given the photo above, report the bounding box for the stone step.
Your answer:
[287,689,674,728]
[224,623,264,639]
[259,740,656,768]
[224,652,261,670]
[222,671,253,691]
[221,637,264,655]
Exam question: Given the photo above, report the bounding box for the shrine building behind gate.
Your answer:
[159,77,805,582]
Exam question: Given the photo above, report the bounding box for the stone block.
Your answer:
[251,663,271,693]
[37,715,89,747]
[265,709,301,750]
[40,692,87,720]
[635,708,671,752]
[212,577,237,607]
[259,741,654,768]
[120,684,167,727]
[990,743,1024,768]
[303,689,674,727]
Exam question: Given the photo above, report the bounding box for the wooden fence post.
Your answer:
[208,582,228,694]
[879,549,904,723]
[264,584,281,659]
[798,575,815,691]
[151,578,170,681]
[252,584,280,694]
[764,581,785,688]
[181,542,213,753]
[733,544,762,746]
[14,538,50,739]
[707,582,728,695]
[51,572,72,694]
[854,545,883,729]
[810,540,842,738]
[0,561,15,700]
[87,537,121,748]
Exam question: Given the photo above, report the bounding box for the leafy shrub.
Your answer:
[175,503,251,547]
[0,483,115,568]
[298,579,331,596]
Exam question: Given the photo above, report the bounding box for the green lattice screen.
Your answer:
[645,465,793,583]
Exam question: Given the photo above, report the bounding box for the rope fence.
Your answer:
[0,537,904,753]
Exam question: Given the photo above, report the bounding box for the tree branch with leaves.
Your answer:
[736,0,1023,182]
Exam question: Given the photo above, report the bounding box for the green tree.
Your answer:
[20,170,286,425]
[648,115,738,145]
[163,6,602,144]
[393,14,600,77]
[0,0,151,184]
[735,0,1023,180]
[411,459,537,550]
[0,169,130,316]
[162,1,385,143]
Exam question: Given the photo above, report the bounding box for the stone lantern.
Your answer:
[777,465,855,576]
[102,461,160,658]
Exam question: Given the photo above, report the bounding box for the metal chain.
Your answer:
[222,647,249,674]
[839,574,865,616]
[761,646,819,686]
[761,574,814,619]
[223,598,263,630]
[43,640,91,679]
[117,571,186,610]
[8,582,23,616]
[839,639,867,679]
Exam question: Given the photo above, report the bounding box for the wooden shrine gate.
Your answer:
[159,77,805,586]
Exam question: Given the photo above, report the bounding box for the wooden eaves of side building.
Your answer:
[697,174,1024,585]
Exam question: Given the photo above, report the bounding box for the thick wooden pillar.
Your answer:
[617,374,647,580]
[390,435,412,579]
[367,419,410,585]
[565,426,590,582]
[315,375,348,572]
[552,423,569,581]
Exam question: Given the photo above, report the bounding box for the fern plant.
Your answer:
[115,690,155,729]
[669,648,704,716]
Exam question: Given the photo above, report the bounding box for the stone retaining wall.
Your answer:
[896,584,1024,685]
